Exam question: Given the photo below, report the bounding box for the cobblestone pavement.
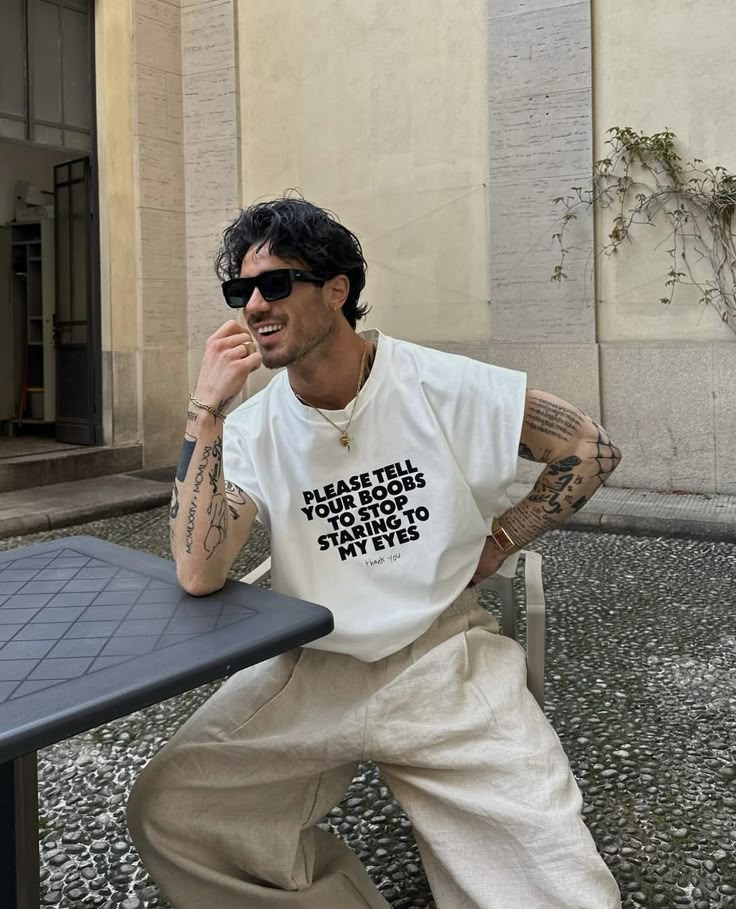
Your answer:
[2,507,735,909]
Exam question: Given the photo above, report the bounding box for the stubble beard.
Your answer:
[259,309,337,370]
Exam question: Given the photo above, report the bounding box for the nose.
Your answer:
[244,287,270,319]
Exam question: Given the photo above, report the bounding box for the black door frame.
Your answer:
[86,0,103,447]
[53,155,100,445]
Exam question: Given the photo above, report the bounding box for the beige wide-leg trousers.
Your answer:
[127,592,621,909]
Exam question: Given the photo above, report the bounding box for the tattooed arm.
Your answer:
[171,321,261,595]
[470,389,621,584]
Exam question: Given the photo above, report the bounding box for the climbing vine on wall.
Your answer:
[552,127,736,334]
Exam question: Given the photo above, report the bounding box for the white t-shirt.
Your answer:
[223,330,526,662]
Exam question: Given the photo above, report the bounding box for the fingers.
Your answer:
[208,324,257,360]
[210,319,245,340]
[245,349,262,371]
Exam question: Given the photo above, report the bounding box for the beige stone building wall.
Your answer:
[593,0,735,494]
[236,0,491,352]
[180,0,241,395]
[94,0,735,491]
[133,0,189,467]
[486,0,735,494]
[96,0,188,466]
[95,0,140,450]
[486,0,598,494]
[96,0,242,469]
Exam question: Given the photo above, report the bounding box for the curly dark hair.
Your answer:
[215,196,369,328]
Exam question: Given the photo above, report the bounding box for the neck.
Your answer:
[289,327,370,410]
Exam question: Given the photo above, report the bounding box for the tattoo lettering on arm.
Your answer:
[182,442,212,555]
[203,436,227,560]
[502,391,622,547]
[524,396,584,443]
[503,454,585,541]
[503,441,622,545]
[225,480,247,521]
[171,434,195,552]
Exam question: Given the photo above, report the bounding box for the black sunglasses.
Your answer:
[221,269,326,308]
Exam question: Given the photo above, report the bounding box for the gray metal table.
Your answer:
[0,536,333,909]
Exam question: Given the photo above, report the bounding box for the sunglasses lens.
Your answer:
[259,270,291,301]
[223,279,253,308]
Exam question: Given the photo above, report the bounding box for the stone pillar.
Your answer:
[95,0,140,448]
[96,0,189,466]
[486,0,600,422]
[180,0,244,395]
[133,0,189,466]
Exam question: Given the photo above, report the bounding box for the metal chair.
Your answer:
[476,550,546,708]
[240,549,545,708]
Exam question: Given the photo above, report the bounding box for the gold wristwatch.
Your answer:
[489,519,520,554]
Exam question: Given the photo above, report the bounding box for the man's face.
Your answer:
[240,244,337,369]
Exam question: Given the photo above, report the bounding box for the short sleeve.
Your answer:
[222,413,268,526]
[422,352,526,522]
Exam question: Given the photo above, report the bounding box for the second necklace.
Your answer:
[295,341,371,451]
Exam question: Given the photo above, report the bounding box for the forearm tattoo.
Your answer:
[523,396,584,443]
[518,441,535,461]
[218,395,235,415]
[170,432,231,560]
[203,436,227,559]
[176,433,197,483]
[505,413,622,546]
[225,480,247,520]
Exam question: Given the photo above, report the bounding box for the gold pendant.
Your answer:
[339,431,351,449]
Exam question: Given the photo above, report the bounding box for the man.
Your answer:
[128,197,623,908]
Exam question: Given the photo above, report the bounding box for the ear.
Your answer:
[324,274,350,311]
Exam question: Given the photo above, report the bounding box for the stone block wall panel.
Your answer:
[713,345,736,494]
[488,0,595,346]
[600,343,717,494]
[181,0,240,395]
[132,0,188,465]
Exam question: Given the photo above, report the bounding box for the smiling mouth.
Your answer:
[252,323,285,340]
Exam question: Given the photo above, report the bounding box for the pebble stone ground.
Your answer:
[2,506,735,909]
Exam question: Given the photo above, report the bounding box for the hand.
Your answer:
[469,536,509,586]
[193,320,262,409]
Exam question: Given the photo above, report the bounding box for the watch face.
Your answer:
[492,528,514,552]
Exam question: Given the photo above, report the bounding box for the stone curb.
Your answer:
[563,511,736,544]
[0,486,171,540]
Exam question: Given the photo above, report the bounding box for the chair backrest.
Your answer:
[477,551,545,709]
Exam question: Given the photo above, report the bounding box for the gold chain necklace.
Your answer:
[294,342,370,451]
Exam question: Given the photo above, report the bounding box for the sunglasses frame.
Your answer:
[221,269,326,309]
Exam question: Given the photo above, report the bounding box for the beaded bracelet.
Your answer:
[189,393,226,422]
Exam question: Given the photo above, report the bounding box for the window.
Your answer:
[0,0,92,150]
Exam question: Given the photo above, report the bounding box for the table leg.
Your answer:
[0,754,40,909]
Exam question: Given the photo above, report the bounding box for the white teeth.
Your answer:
[257,325,283,335]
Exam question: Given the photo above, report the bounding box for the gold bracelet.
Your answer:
[490,518,521,554]
[189,393,226,421]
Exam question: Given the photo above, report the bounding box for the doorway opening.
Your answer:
[0,0,101,458]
